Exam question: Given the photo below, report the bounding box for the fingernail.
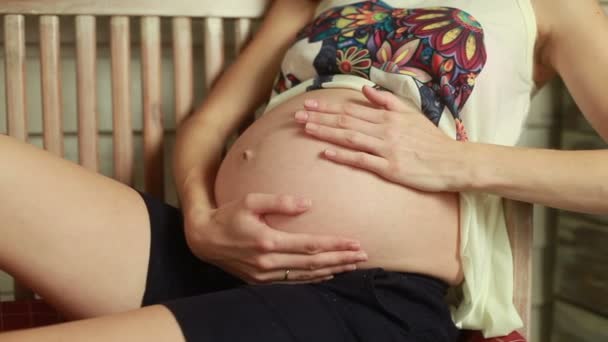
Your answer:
[304,99,318,108]
[348,241,361,249]
[324,149,337,157]
[296,197,312,209]
[357,252,368,260]
[305,122,318,131]
[294,110,309,122]
[347,264,357,271]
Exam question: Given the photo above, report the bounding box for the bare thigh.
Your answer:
[0,306,184,342]
[0,135,151,318]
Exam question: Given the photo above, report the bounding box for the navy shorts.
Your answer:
[138,192,460,342]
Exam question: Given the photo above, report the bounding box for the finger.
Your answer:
[282,275,335,285]
[270,230,362,254]
[303,98,343,114]
[267,263,359,283]
[255,250,368,271]
[295,110,383,139]
[362,85,414,112]
[243,193,312,215]
[342,102,387,124]
[304,123,385,155]
[323,149,389,176]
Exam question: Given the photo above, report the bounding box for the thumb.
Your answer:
[362,85,412,112]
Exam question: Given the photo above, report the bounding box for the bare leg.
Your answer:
[0,305,185,341]
[0,135,151,318]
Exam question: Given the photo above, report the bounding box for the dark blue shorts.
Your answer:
[138,192,459,342]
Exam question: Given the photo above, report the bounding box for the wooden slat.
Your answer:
[0,0,269,17]
[110,16,133,185]
[552,300,608,342]
[504,199,533,339]
[554,215,608,316]
[5,16,33,300]
[141,16,164,198]
[4,15,28,141]
[203,17,225,89]
[39,16,64,156]
[234,18,256,136]
[172,17,193,127]
[75,15,98,171]
[234,18,252,53]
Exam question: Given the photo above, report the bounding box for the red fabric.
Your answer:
[460,330,527,342]
[0,300,527,342]
[0,300,63,331]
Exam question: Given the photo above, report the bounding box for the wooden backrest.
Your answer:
[1,0,267,197]
[0,1,533,338]
[504,199,533,339]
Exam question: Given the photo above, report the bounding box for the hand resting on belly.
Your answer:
[215,88,463,285]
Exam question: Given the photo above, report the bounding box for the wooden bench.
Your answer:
[0,1,532,339]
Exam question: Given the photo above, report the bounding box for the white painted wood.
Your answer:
[4,14,28,141]
[141,16,165,198]
[0,0,269,17]
[172,17,193,126]
[39,15,64,157]
[110,16,134,185]
[203,17,225,89]
[234,18,252,53]
[75,15,99,171]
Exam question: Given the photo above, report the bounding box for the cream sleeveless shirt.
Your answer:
[268,0,538,337]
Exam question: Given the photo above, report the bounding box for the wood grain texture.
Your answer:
[39,16,64,156]
[0,0,269,17]
[4,15,28,141]
[75,15,99,171]
[555,215,608,317]
[233,18,252,53]
[203,17,225,89]
[141,16,164,198]
[552,300,608,342]
[503,199,533,340]
[172,17,193,127]
[4,14,34,302]
[110,16,134,185]
[234,18,256,136]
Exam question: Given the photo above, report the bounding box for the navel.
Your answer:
[242,149,254,161]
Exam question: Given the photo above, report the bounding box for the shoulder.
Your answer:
[531,0,606,57]
[530,0,606,86]
[269,0,320,12]
[264,0,319,24]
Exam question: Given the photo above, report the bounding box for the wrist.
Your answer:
[179,170,215,219]
[180,180,214,260]
[461,141,502,192]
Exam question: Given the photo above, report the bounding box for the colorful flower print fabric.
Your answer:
[274,0,488,142]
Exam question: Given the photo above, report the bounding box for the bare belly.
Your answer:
[215,88,463,285]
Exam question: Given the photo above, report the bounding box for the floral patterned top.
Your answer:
[274,2,486,141]
[270,0,538,338]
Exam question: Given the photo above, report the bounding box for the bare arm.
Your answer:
[292,0,608,214]
[173,1,367,280]
[173,0,318,218]
[467,0,608,214]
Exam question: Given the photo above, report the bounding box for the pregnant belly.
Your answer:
[215,88,463,285]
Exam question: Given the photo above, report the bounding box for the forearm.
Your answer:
[172,0,320,217]
[173,114,226,216]
[466,142,608,214]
